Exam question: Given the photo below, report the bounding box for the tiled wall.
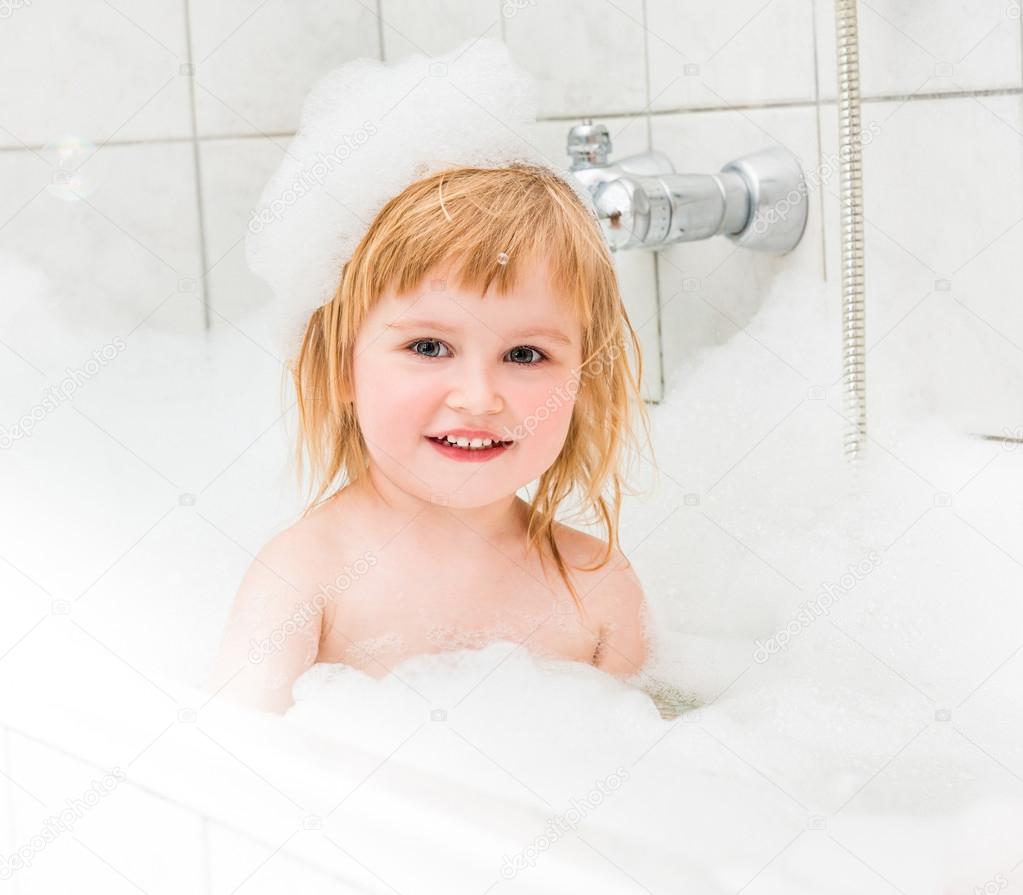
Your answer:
[1,0,1021,416]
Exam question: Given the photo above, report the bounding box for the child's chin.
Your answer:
[420,481,518,509]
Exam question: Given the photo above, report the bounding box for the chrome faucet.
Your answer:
[567,120,808,254]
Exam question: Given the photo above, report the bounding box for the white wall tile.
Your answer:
[0,0,191,148]
[198,137,292,352]
[189,0,380,138]
[0,141,204,370]
[815,0,1023,100]
[651,105,824,384]
[647,0,817,111]
[504,0,648,117]
[380,0,501,61]
[615,248,663,402]
[820,94,1023,478]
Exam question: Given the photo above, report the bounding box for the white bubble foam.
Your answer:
[245,37,598,361]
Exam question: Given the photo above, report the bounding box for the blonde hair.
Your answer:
[290,162,654,620]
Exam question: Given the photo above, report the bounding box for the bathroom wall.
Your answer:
[1,0,1020,418]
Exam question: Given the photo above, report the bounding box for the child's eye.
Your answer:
[506,346,547,366]
[406,340,548,366]
[408,338,451,359]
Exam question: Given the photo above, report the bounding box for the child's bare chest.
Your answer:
[312,539,602,678]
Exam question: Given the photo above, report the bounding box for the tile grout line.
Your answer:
[811,0,828,283]
[376,0,386,61]
[3,85,1020,155]
[183,0,211,331]
[651,250,665,403]
[640,0,664,402]
[641,0,653,151]
[536,85,1023,118]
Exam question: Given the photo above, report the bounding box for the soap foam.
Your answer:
[244,37,597,361]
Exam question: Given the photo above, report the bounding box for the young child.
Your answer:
[208,163,655,714]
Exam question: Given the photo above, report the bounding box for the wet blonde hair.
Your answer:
[290,162,654,619]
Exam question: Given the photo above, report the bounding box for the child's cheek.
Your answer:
[353,352,431,445]
[510,370,578,461]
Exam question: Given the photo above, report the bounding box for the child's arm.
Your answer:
[591,554,651,680]
[206,532,324,715]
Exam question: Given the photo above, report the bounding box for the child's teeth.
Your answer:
[441,435,501,450]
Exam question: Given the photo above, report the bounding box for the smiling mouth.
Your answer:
[425,435,513,451]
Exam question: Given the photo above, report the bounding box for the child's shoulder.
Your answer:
[550,520,633,574]
[549,521,643,618]
[551,521,650,677]
[251,498,350,587]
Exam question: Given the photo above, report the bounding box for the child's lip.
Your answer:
[425,436,512,461]
[426,428,511,442]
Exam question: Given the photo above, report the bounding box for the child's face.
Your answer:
[351,254,584,509]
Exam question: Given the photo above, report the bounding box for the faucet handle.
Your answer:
[567,120,612,170]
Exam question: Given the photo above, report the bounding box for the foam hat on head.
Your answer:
[245,37,600,361]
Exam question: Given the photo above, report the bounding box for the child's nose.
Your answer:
[444,358,503,415]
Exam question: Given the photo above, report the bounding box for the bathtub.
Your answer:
[0,631,688,895]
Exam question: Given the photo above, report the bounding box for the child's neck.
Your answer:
[347,464,529,547]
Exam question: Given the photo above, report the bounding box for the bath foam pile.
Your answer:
[244,37,596,361]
